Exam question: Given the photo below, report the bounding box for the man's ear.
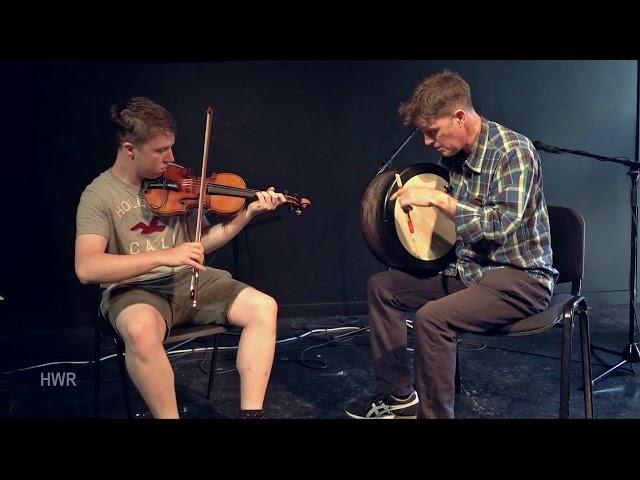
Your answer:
[453,109,465,125]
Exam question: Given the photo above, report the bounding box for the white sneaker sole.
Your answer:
[345,411,417,419]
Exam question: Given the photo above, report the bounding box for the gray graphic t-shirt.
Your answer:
[76,168,198,290]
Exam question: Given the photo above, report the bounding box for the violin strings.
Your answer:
[177,179,301,204]
[181,180,259,196]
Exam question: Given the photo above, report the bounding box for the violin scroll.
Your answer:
[283,191,311,216]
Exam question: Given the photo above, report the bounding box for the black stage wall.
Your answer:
[1,59,636,327]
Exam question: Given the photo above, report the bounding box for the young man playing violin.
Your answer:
[75,96,286,419]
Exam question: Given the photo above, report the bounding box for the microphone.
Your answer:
[532,140,562,154]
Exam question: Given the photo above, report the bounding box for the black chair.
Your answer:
[455,205,594,418]
[94,308,230,418]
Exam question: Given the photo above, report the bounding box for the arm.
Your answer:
[199,187,286,254]
[390,187,457,220]
[455,148,537,246]
[74,234,206,285]
[75,187,206,285]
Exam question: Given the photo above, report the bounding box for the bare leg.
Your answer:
[227,288,277,410]
[116,304,179,419]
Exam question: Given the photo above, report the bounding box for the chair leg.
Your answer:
[559,306,575,419]
[578,301,594,418]
[454,345,461,394]
[94,323,102,418]
[114,338,133,419]
[206,334,221,400]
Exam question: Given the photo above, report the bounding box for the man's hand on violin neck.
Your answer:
[161,242,206,271]
[247,187,287,218]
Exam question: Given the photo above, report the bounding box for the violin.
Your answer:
[143,163,311,218]
[162,107,309,308]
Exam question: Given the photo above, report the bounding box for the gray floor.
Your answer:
[2,304,640,419]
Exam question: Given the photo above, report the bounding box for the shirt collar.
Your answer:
[463,116,489,174]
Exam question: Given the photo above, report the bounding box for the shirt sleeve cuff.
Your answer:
[455,198,484,244]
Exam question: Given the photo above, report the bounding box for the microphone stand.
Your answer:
[337,127,419,342]
[535,141,640,385]
[377,127,418,176]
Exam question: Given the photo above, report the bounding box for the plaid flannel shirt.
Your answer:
[439,117,558,293]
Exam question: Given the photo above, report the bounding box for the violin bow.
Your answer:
[190,106,213,307]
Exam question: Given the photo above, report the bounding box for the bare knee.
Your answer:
[230,289,278,330]
[116,306,166,352]
[250,293,278,329]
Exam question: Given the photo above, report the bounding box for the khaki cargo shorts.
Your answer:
[101,267,249,339]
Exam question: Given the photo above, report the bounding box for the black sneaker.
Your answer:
[345,391,418,419]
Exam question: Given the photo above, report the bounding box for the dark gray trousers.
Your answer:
[367,267,551,419]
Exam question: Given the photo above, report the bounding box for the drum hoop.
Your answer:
[381,163,454,270]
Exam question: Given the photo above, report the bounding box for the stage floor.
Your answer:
[2,304,639,419]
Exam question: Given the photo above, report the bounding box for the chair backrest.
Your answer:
[547,205,585,295]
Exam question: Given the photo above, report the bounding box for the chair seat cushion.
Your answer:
[166,324,230,344]
[487,293,579,336]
